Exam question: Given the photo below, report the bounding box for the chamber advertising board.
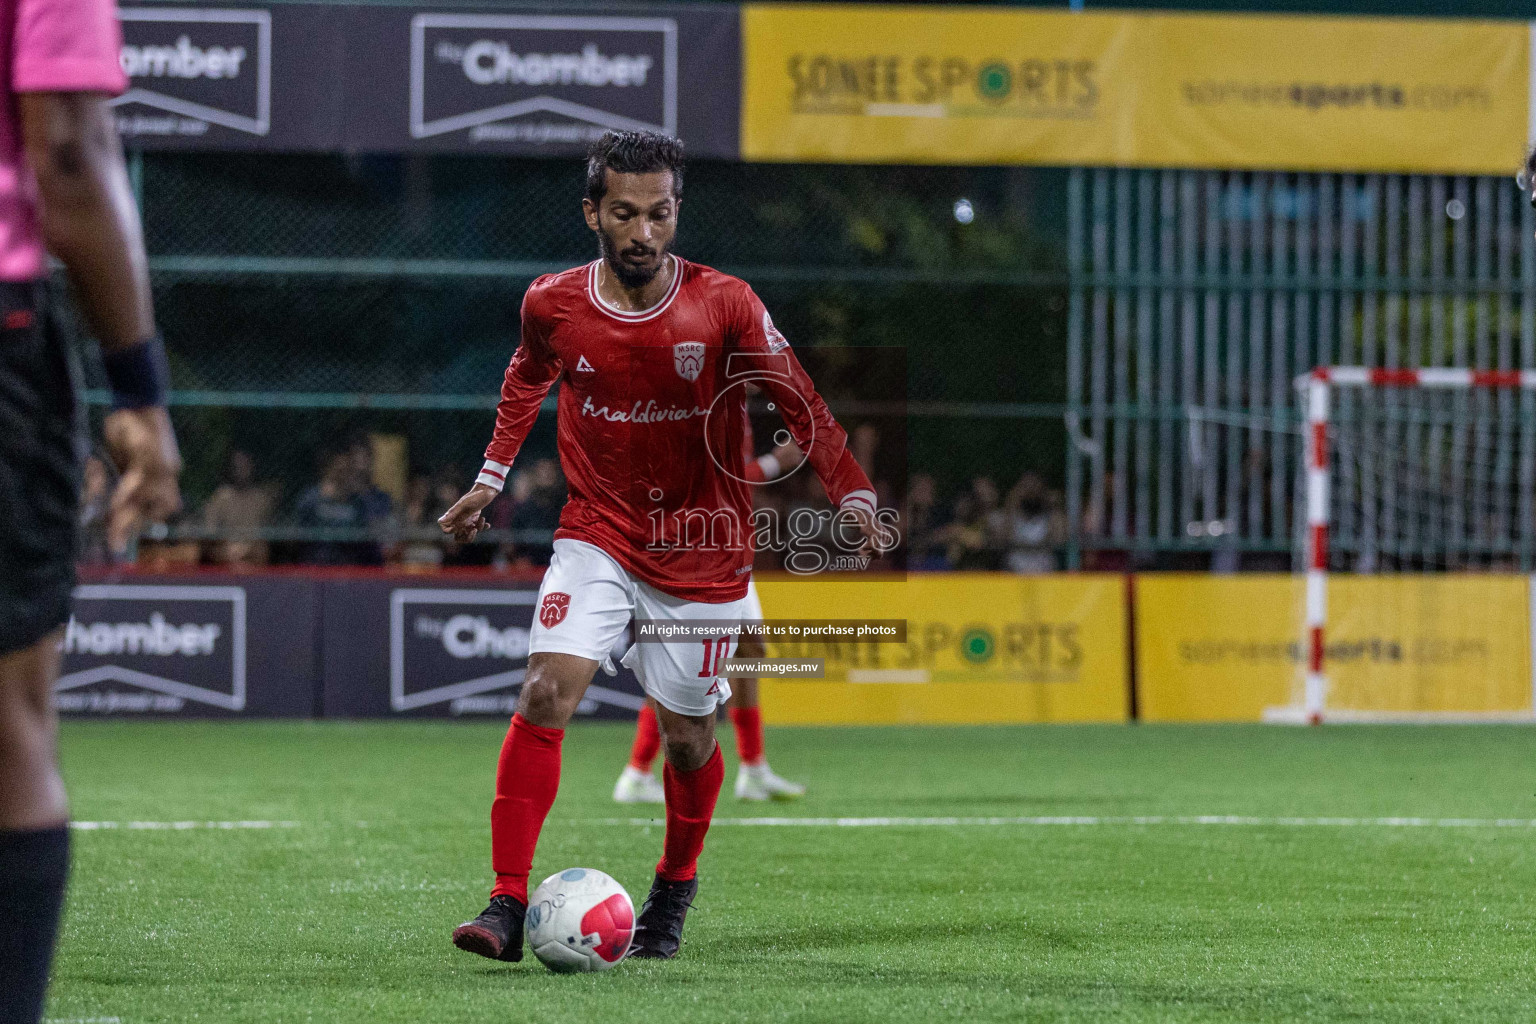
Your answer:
[321,580,646,718]
[57,578,318,717]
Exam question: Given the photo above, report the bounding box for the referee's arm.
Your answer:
[19,91,181,552]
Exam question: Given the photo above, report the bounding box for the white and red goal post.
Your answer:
[1274,366,1536,725]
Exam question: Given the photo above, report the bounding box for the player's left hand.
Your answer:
[845,504,884,558]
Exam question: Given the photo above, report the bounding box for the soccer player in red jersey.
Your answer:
[440,131,880,961]
[614,433,807,805]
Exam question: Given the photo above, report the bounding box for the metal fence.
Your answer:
[1066,168,1536,570]
[79,154,1536,569]
[77,152,1073,563]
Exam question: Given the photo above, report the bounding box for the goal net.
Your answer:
[1270,367,1536,723]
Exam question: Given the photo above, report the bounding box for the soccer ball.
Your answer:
[525,868,635,973]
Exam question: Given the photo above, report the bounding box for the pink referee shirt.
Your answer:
[0,0,126,281]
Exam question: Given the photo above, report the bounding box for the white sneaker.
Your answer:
[612,765,665,804]
[734,762,806,802]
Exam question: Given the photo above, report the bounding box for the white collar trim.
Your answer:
[586,255,682,323]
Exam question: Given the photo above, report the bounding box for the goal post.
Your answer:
[1269,366,1536,725]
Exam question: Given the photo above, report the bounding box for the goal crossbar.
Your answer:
[1288,366,1536,724]
[1312,367,1536,389]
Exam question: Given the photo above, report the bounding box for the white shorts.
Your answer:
[529,538,751,717]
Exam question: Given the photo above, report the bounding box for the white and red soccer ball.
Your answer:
[525,868,634,973]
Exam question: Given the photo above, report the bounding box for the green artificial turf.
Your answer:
[44,721,1536,1023]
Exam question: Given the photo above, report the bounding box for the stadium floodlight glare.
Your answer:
[1273,366,1536,725]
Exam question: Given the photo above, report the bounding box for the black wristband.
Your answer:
[101,334,170,410]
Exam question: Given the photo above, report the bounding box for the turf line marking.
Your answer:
[66,816,1536,833]
[607,815,1536,829]
[70,820,299,831]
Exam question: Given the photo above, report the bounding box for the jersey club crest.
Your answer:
[673,341,706,382]
[763,311,789,353]
[539,592,571,628]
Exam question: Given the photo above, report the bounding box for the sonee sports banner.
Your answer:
[750,573,1130,726]
[1134,574,1534,722]
[741,5,1529,174]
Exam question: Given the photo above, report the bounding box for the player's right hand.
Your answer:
[103,406,183,555]
[439,483,497,543]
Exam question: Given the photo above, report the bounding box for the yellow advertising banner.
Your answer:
[753,573,1128,725]
[741,4,1527,174]
[1139,13,1528,174]
[742,5,1138,166]
[1136,575,1532,722]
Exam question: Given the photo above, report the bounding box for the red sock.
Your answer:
[656,743,724,883]
[489,713,563,903]
[730,704,764,766]
[628,703,661,772]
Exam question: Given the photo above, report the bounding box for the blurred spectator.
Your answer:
[851,422,882,496]
[350,436,394,565]
[941,492,982,568]
[941,477,1005,570]
[904,473,951,570]
[348,435,394,526]
[203,451,276,566]
[77,455,112,566]
[850,422,901,515]
[509,463,536,505]
[1002,472,1066,574]
[485,462,529,569]
[395,473,444,569]
[293,450,367,565]
[975,476,1007,546]
[852,423,879,471]
[508,459,564,566]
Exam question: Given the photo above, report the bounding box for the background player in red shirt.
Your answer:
[614,433,808,805]
[439,131,881,962]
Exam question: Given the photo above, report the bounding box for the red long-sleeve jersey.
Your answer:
[478,257,874,603]
[741,402,774,484]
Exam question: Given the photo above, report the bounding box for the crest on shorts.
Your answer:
[763,311,789,353]
[673,341,706,382]
[539,592,571,628]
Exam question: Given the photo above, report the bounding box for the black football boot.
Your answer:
[451,894,526,962]
[629,874,698,959]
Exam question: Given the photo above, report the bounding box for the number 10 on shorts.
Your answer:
[698,636,733,678]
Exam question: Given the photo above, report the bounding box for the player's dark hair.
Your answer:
[585,131,685,205]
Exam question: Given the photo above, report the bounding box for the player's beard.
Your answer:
[598,223,674,290]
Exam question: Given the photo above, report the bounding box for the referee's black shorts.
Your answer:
[0,281,81,656]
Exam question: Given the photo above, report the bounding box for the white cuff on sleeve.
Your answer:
[839,489,876,514]
[476,459,511,492]
[755,453,781,481]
